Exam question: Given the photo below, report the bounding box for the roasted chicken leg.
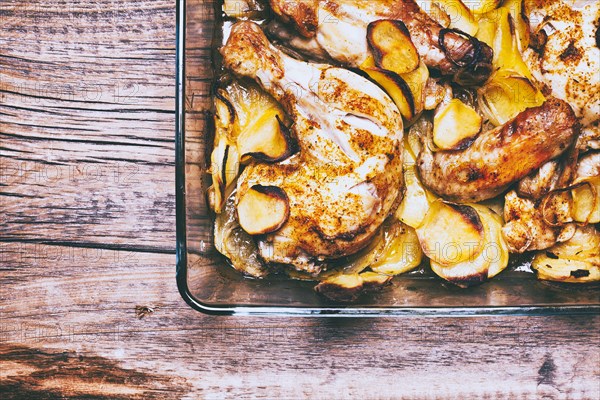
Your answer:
[417,98,579,203]
[221,22,404,272]
[269,0,493,85]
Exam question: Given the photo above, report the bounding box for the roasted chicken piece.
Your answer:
[417,98,579,203]
[268,0,493,85]
[502,190,576,253]
[523,0,600,128]
[221,22,404,272]
[503,145,598,254]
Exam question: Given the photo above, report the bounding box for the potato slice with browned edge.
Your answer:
[367,20,419,75]
[401,61,429,120]
[429,205,509,287]
[532,225,600,283]
[501,0,530,51]
[359,271,394,291]
[315,273,365,302]
[476,6,532,77]
[416,200,485,266]
[237,185,289,235]
[315,271,393,302]
[433,99,482,150]
[472,205,509,279]
[464,0,501,14]
[209,140,241,214]
[361,66,415,121]
[214,191,269,278]
[238,111,294,162]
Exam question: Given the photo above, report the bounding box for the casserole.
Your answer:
[175,0,600,315]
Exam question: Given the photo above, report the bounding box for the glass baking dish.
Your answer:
[175,0,600,316]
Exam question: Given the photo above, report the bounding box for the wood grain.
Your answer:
[2,244,599,399]
[1,0,599,398]
[1,0,176,251]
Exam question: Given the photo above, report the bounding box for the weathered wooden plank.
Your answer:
[1,244,599,399]
[0,0,179,250]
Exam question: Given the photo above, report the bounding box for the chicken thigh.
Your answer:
[221,22,404,272]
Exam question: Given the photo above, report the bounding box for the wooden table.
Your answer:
[1,1,599,398]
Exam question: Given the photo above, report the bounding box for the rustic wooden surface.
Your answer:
[1,1,599,399]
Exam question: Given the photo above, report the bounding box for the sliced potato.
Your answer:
[543,225,600,263]
[430,248,491,287]
[532,225,600,283]
[313,219,422,301]
[433,98,482,150]
[370,221,423,275]
[432,0,479,36]
[430,205,509,287]
[572,177,600,224]
[315,273,364,302]
[478,71,545,126]
[367,20,420,75]
[209,80,292,212]
[238,111,294,162]
[228,82,293,163]
[476,7,531,77]
[395,142,432,228]
[361,55,427,122]
[237,185,290,235]
[472,205,509,279]
[416,200,485,266]
[401,61,429,120]
[362,65,415,120]
[214,94,235,127]
[532,257,600,283]
[209,140,241,214]
[314,270,394,302]
[359,271,394,291]
[502,0,530,51]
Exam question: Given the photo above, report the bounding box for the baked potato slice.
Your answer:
[428,204,509,287]
[367,20,420,75]
[532,225,600,283]
[433,98,482,150]
[416,200,486,266]
[237,185,290,235]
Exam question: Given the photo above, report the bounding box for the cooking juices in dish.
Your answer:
[209,0,600,301]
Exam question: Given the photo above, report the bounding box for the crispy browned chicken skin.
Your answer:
[417,98,580,203]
